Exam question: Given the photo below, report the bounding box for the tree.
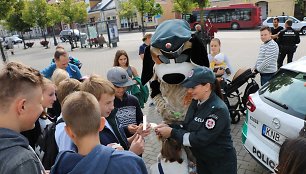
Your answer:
[5,0,33,49]
[173,0,197,14]
[295,0,306,19]
[118,1,136,30]
[60,0,88,48]
[22,0,49,48]
[192,0,210,25]
[0,0,17,62]
[130,0,163,34]
[47,4,62,46]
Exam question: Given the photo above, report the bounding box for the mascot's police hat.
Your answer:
[151,20,191,53]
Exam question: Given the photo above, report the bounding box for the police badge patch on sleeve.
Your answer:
[205,114,219,129]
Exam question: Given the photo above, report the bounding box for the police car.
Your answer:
[242,58,306,172]
[262,16,306,35]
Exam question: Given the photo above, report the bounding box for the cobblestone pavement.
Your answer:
[142,102,269,174]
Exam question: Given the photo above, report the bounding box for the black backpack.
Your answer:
[34,118,64,170]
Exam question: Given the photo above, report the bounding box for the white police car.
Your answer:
[242,58,306,172]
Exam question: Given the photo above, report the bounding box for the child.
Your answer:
[150,138,192,174]
[107,66,144,137]
[208,38,233,80]
[113,50,139,79]
[50,91,148,174]
[113,50,149,108]
[54,78,81,152]
[22,78,57,147]
[81,75,149,155]
[0,62,45,173]
[210,53,231,77]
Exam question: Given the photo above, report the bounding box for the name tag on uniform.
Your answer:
[194,117,205,123]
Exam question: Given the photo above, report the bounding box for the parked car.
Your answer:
[262,16,306,35]
[5,36,23,44]
[242,57,306,172]
[59,29,81,42]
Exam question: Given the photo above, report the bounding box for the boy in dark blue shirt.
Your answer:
[51,91,148,174]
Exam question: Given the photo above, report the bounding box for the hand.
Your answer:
[216,67,225,76]
[150,80,161,98]
[129,134,144,155]
[156,127,172,139]
[107,143,124,150]
[128,124,139,134]
[136,123,151,137]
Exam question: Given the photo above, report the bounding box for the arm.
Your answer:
[171,109,228,148]
[130,66,139,78]
[41,64,56,79]
[256,43,279,72]
[295,31,300,44]
[224,54,233,75]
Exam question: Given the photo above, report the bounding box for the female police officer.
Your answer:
[155,66,237,174]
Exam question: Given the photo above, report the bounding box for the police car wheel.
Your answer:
[301,27,306,35]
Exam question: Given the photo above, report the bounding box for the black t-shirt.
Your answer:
[271,26,284,41]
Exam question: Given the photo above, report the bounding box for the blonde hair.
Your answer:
[51,68,69,86]
[62,91,101,138]
[81,75,115,101]
[56,78,81,105]
[42,77,55,91]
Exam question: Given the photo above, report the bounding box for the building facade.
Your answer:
[210,0,295,20]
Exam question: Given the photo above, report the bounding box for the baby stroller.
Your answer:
[222,68,259,124]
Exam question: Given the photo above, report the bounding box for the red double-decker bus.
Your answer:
[183,3,261,30]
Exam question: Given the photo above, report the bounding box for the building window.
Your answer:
[147,14,153,22]
[90,17,95,23]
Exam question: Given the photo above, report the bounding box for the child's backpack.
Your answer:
[34,118,64,170]
[51,56,82,69]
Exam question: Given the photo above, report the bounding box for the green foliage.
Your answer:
[5,0,33,33]
[173,0,197,14]
[0,0,17,20]
[118,1,136,20]
[130,0,163,16]
[59,0,88,25]
[22,0,49,28]
[295,0,306,16]
[47,4,62,27]
[192,0,209,25]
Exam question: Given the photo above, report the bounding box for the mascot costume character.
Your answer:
[141,19,209,124]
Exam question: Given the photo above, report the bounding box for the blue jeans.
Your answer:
[260,73,274,86]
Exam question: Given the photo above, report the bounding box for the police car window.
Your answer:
[289,17,298,23]
[267,18,273,23]
[259,70,306,119]
[278,17,286,23]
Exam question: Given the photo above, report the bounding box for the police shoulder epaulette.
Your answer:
[208,114,219,120]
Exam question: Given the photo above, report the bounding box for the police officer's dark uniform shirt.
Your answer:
[170,92,237,174]
[277,27,300,68]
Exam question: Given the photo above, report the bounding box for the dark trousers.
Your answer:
[197,148,237,174]
[277,46,296,69]
[260,73,274,86]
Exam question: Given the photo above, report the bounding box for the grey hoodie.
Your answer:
[0,128,43,173]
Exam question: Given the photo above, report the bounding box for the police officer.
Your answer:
[277,19,300,69]
[155,66,237,174]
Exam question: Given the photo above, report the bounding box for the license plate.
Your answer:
[262,124,286,145]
